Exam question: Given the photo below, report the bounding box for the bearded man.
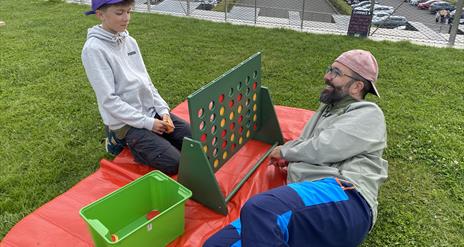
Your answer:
[204,50,388,247]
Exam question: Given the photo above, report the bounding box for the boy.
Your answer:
[82,0,191,175]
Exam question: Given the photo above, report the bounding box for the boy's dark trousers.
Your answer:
[125,113,191,175]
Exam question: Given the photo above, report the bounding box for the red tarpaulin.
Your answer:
[1,101,314,247]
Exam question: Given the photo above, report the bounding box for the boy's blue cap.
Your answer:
[84,0,125,15]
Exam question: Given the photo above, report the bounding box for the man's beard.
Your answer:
[319,80,349,104]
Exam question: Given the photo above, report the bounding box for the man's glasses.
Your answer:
[325,66,358,81]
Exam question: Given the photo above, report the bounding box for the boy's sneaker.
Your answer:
[105,135,124,156]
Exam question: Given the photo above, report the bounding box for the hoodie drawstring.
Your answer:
[112,32,126,45]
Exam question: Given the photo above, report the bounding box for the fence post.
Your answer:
[300,0,306,30]
[448,0,463,46]
[147,0,151,13]
[225,0,228,22]
[254,0,257,24]
[187,0,190,16]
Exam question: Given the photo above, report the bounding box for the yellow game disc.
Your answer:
[220,106,225,116]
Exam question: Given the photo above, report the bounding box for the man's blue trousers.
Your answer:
[204,178,372,247]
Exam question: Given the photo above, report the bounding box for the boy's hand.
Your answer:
[152,119,168,135]
[162,114,175,134]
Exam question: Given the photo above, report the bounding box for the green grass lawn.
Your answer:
[1,0,463,245]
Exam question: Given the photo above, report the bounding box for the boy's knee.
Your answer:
[176,122,192,138]
[152,150,180,175]
[171,115,191,137]
[183,126,192,138]
[157,164,178,175]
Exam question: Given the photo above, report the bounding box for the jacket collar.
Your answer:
[321,96,359,117]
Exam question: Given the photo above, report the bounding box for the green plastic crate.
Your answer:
[80,171,192,247]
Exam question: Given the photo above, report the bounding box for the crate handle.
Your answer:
[153,172,167,181]
[88,219,110,240]
[177,187,191,197]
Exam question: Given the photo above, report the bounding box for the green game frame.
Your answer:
[178,53,283,215]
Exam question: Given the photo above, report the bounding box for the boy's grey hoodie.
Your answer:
[82,25,169,132]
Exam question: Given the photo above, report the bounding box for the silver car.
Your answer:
[355,4,395,15]
[372,15,408,28]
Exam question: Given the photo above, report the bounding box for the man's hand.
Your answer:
[152,119,168,135]
[269,146,282,160]
[162,114,175,134]
[269,146,289,167]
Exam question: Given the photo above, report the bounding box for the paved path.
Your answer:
[68,0,463,48]
[236,0,336,22]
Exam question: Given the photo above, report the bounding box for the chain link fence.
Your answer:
[69,0,464,47]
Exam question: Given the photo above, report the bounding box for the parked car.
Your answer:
[409,0,427,5]
[417,0,440,9]
[348,0,368,5]
[356,4,394,14]
[197,0,217,10]
[372,15,408,28]
[347,0,362,5]
[351,1,371,9]
[429,2,455,13]
[351,0,378,7]
[372,11,392,22]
